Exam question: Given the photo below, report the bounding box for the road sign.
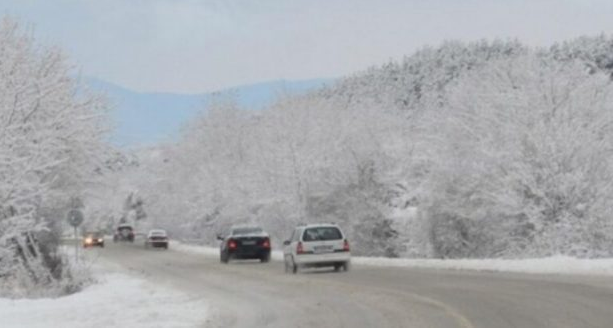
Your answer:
[67,209,84,227]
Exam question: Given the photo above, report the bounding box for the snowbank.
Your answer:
[173,241,613,276]
[352,256,613,276]
[0,272,208,328]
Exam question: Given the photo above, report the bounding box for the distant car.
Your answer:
[218,225,271,263]
[83,232,104,248]
[145,229,169,249]
[113,224,135,243]
[283,223,350,274]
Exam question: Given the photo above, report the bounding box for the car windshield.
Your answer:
[150,231,166,236]
[232,227,262,235]
[118,226,133,231]
[302,227,342,242]
[85,233,101,238]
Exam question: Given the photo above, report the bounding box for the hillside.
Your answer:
[84,77,334,147]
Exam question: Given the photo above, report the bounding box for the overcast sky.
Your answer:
[4,0,613,93]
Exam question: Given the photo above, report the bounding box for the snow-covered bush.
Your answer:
[306,160,405,257]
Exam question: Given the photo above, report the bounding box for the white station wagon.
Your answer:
[283,223,351,274]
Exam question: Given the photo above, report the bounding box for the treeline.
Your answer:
[115,35,613,259]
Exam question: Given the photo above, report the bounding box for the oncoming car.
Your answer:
[218,225,271,263]
[145,229,169,249]
[283,223,350,274]
[83,232,104,248]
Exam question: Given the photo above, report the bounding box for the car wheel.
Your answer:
[220,252,229,263]
[334,264,342,272]
[101,243,104,248]
[260,254,270,263]
[343,261,350,272]
[164,244,168,250]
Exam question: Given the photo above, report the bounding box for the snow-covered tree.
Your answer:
[419,54,613,258]
[0,17,109,296]
[113,36,613,260]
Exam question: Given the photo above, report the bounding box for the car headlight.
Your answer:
[98,239,103,242]
[85,238,92,243]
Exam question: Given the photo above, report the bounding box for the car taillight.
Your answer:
[297,241,304,254]
[228,239,237,249]
[262,238,270,248]
[343,239,350,252]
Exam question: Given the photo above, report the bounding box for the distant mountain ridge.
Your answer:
[83,77,334,147]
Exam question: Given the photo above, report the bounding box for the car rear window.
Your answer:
[232,227,262,235]
[302,227,342,241]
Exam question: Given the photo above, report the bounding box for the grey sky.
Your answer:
[4,0,613,93]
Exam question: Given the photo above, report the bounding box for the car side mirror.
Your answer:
[216,234,224,241]
[283,240,291,246]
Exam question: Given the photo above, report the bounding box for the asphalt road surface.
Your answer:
[90,242,613,328]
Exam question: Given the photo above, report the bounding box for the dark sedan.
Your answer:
[113,224,135,243]
[218,226,271,263]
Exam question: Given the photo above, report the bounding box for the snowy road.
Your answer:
[93,242,613,328]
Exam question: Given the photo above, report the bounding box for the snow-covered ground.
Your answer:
[173,241,613,276]
[1,266,208,328]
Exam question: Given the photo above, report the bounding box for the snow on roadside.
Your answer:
[173,241,613,276]
[352,256,613,276]
[0,271,208,328]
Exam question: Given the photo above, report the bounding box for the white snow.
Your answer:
[173,241,613,276]
[0,271,208,328]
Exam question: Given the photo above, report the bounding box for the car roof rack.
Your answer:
[300,222,338,227]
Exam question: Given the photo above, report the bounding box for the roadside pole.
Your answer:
[74,226,78,262]
[67,209,84,263]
